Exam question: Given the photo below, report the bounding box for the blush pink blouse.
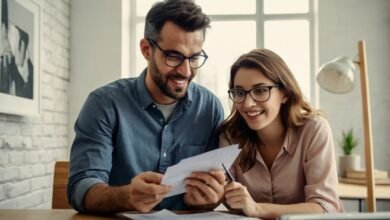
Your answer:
[220,116,343,212]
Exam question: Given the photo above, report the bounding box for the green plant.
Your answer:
[340,129,359,155]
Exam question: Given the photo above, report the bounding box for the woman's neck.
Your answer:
[256,116,286,148]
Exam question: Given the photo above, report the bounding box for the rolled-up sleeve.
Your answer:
[67,92,115,212]
[303,117,343,213]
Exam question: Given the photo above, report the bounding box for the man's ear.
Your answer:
[140,38,152,61]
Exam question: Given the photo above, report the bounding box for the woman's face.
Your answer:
[233,68,287,131]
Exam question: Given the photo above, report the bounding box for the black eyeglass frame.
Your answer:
[147,38,208,69]
[228,84,281,103]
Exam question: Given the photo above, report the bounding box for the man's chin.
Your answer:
[163,88,185,100]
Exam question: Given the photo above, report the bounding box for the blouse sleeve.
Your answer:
[303,117,343,213]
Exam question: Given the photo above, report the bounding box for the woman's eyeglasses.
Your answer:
[228,85,281,103]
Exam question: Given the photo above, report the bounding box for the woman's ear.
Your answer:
[282,95,288,104]
[140,38,152,61]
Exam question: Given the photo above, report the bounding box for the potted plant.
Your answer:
[338,129,360,177]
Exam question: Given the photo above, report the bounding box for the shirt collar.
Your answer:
[135,68,193,110]
[282,127,298,155]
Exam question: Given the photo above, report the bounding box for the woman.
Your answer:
[219,49,343,218]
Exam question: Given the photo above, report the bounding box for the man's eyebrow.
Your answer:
[164,49,203,57]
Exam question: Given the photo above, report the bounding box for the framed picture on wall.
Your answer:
[0,0,40,116]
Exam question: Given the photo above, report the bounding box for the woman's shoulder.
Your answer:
[301,115,330,131]
[293,115,332,140]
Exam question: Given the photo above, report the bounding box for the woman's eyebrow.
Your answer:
[234,83,268,89]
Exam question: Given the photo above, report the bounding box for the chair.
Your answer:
[52,161,71,209]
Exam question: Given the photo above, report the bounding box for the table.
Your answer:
[337,183,390,211]
[0,209,249,220]
[0,209,124,220]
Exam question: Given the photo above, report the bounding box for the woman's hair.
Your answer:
[144,0,210,41]
[219,48,320,172]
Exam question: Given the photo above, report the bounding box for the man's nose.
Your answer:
[176,59,192,77]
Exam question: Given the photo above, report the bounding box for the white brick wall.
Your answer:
[0,0,70,209]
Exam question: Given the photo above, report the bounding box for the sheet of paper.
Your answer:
[121,209,177,220]
[177,211,258,219]
[161,144,240,197]
[121,209,258,220]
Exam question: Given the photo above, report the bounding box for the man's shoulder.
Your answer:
[91,77,137,98]
[189,82,219,101]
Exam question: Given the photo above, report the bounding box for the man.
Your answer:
[7,24,33,99]
[67,0,226,213]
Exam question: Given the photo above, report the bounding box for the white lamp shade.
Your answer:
[316,56,356,94]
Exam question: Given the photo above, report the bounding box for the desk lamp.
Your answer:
[316,40,376,212]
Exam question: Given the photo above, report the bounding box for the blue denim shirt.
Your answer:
[67,70,224,212]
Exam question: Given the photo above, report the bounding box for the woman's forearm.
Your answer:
[255,202,324,219]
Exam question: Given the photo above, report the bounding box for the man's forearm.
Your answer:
[84,183,134,213]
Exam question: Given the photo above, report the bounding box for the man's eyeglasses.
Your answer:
[228,85,281,103]
[147,38,208,69]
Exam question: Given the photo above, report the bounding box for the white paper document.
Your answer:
[161,144,240,198]
[121,209,258,220]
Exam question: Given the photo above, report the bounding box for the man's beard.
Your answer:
[149,58,194,100]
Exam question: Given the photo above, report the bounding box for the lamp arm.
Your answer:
[358,40,376,212]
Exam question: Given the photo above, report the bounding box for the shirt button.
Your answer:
[162,152,167,157]
[152,105,156,108]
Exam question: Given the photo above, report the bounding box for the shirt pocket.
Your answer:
[176,144,207,161]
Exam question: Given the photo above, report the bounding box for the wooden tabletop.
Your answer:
[0,209,126,220]
[337,182,390,199]
[0,209,247,220]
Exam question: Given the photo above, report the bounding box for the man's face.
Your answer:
[146,21,205,102]
[8,25,25,66]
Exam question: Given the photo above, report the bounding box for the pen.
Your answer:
[222,163,235,182]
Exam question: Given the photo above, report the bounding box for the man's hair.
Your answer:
[144,0,210,41]
[16,26,29,58]
[2,0,8,29]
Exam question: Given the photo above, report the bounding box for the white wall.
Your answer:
[68,0,129,144]
[318,0,390,211]
[318,0,390,170]
[0,0,70,208]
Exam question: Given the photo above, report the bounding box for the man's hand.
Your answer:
[128,171,172,212]
[224,181,259,217]
[183,170,225,209]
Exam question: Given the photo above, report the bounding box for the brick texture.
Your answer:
[0,0,70,209]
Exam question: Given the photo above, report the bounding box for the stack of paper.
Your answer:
[121,209,258,220]
[161,144,241,197]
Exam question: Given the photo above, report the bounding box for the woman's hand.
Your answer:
[224,181,260,217]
